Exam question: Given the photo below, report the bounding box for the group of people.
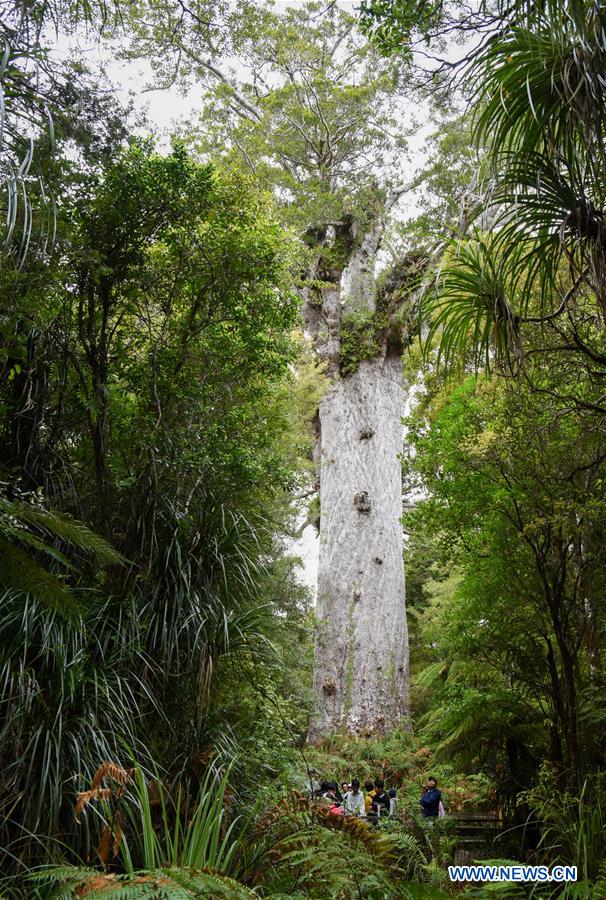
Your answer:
[315,778,396,822]
[313,775,444,825]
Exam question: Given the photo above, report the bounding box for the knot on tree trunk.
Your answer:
[322,679,337,696]
[353,491,371,514]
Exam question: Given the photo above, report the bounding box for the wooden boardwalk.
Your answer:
[451,811,505,862]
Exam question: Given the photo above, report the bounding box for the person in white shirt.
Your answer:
[388,788,397,817]
[343,779,366,817]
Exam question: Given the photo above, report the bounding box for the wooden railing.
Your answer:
[450,811,504,852]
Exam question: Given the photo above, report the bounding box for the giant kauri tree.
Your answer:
[126,0,421,737]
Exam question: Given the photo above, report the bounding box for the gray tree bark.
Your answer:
[308,353,409,739]
[306,210,410,742]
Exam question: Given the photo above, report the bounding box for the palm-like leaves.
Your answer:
[0,485,283,872]
[423,0,606,368]
[474,1,606,157]
[492,148,606,310]
[424,235,521,372]
[0,598,147,882]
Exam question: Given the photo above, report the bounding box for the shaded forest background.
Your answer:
[1,0,605,897]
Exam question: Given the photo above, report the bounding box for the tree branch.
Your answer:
[386,173,426,210]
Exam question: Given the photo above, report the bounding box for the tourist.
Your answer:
[318,780,343,815]
[388,787,397,817]
[371,779,390,819]
[318,780,331,798]
[320,781,338,803]
[420,776,442,824]
[364,779,376,815]
[329,780,343,803]
[343,779,366,817]
[341,781,350,797]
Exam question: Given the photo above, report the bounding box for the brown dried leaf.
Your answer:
[96,824,113,868]
[76,874,116,897]
[91,761,135,791]
[112,811,123,858]
[74,787,111,822]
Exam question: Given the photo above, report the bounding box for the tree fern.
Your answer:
[29,865,257,898]
[1,500,124,564]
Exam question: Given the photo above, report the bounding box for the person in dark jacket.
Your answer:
[329,781,343,804]
[319,781,339,803]
[420,776,441,823]
[371,779,390,820]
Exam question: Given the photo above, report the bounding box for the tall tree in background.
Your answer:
[125,0,419,737]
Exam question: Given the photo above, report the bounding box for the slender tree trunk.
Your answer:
[558,638,580,788]
[545,637,567,784]
[306,212,410,740]
[79,278,112,536]
[5,332,47,488]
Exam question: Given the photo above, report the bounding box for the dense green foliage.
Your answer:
[125,1,408,229]
[404,357,606,791]
[0,121,311,878]
[2,0,606,897]
[422,0,606,377]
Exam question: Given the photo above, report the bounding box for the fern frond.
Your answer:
[32,865,258,898]
[0,540,80,617]
[162,867,258,896]
[29,864,100,882]
[0,499,124,564]
[414,660,449,690]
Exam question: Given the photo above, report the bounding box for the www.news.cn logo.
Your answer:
[448,864,577,883]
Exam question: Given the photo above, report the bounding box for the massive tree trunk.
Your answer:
[305,210,410,741]
[308,353,409,739]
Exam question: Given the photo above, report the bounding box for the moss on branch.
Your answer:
[339,252,428,376]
